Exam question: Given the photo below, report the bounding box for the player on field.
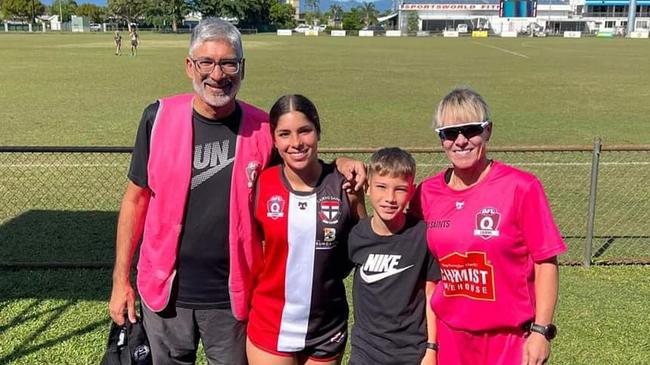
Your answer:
[129,29,139,56]
[412,87,567,365]
[348,147,441,365]
[113,31,122,55]
[247,94,366,365]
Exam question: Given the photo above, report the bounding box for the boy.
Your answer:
[348,147,440,365]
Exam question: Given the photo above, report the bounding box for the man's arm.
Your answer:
[334,157,367,192]
[421,281,438,365]
[109,181,150,325]
[521,257,559,365]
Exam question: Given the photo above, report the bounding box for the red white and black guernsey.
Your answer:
[248,162,355,353]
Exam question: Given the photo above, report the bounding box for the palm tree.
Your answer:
[361,2,378,27]
[329,3,343,27]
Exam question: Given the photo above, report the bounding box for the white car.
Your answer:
[89,23,102,31]
[294,24,327,33]
[294,24,311,33]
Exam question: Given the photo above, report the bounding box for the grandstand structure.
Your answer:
[396,0,650,34]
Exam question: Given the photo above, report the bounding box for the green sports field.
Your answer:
[1,32,649,147]
[0,32,649,364]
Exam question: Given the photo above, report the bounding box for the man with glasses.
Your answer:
[109,17,364,365]
[109,17,267,365]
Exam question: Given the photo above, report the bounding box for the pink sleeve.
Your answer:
[519,178,567,262]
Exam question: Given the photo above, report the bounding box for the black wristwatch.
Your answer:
[425,342,438,351]
[529,323,557,341]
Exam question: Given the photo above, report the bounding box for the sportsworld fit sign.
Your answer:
[401,3,500,10]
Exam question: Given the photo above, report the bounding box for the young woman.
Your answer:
[247,94,366,365]
[412,87,567,365]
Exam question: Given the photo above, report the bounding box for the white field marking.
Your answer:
[472,41,529,59]
[1,163,123,168]
[417,162,650,167]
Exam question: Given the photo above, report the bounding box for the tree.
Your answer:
[407,11,418,33]
[238,0,274,31]
[360,1,378,27]
[342,7,363,31]
[50,0,77,22]
[75,3,105,23]
[2,0,44,21]
[269,2,295,29]
[189,0,244,20]
[108,0,150,30]
[147,0,189,31]
[304,0,319,26]
[329,3,342,22]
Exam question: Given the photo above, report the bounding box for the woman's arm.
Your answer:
[521,257,559,365]
[421,281,438,365]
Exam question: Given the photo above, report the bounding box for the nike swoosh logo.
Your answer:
[190,157,235,190]
[360,265,414,284]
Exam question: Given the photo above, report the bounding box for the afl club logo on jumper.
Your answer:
[360,254,414,284]
[474,207,501,239]
[318,197,341,224]
[266,195,285,219]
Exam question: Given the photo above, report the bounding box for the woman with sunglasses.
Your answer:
[246,94,366,365]
[412,87,567,365]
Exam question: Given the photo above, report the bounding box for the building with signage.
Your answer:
[397,0,650,33]
[398,0,576,33]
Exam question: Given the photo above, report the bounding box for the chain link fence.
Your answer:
[1,144,649,267]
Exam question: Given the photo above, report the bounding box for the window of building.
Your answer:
[605,21,615,28]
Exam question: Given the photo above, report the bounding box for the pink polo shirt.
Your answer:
[413,161,567,332]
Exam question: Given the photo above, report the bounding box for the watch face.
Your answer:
[545,324,557,340]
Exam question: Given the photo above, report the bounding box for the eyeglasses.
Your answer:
[191,57,241,75]
[435,120,491,141]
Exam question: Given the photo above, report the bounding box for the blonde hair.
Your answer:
[368,147,416,180]
[434,87,491,128]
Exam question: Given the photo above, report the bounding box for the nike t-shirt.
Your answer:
[128,101,241,309]
[348,215,441,365]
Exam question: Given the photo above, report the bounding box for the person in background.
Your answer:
[114,31,122,56]
[129,29,139,56]
[246,94,366,365]
[412,87,567,365]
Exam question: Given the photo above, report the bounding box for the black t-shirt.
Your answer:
[128,101,241,309]
[348,215,441,365]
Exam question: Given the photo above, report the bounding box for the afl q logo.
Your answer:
[474,207,501,239]
[267,195,285,219]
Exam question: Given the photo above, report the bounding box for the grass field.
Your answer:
[1,32,649,364]
[1,32,650,147]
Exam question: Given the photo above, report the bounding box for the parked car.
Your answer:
[294,24,311,33]
[89,23,102,31]
[294,24,327,33]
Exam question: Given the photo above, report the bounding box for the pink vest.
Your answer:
[137,93,272,320]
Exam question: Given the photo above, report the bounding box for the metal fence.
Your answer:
[1,142,649,268]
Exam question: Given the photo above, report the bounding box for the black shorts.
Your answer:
[249,327,347,362]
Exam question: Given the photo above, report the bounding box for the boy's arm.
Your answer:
[421,281,438,365]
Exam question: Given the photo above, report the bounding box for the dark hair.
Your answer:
[269,94,321,137]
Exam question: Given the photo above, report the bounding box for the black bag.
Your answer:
[100,318,152,365]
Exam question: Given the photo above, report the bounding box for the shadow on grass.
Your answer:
[0,210,117,266]
[0,299,106,365]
